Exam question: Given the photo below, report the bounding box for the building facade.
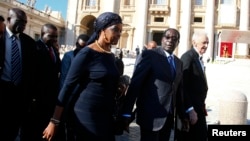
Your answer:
[0,0,66,46]
[65,0,250,60]
[1,0,250,60]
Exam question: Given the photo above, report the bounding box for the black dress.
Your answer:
[58,47,120,141]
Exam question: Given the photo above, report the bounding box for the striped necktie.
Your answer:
[11,35,22,85]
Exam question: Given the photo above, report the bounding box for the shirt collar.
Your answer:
[193,47,203,59]
[164,50,174,58]
[6,27,20,39]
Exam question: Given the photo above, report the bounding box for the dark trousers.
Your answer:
[20,100,66,141]
[140,115,174,141]
[176,112,208,141]
[0,80,24,141]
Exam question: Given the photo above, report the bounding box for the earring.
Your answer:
[104,34,109,42]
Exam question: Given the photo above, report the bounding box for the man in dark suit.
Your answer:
[179,31,209,141]
[20,23,63,141]
[0,15,5,38]
[0,8,37,140]
[146,40,157,50]
[121,28,186,141]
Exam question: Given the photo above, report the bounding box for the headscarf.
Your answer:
[86,12,122,45]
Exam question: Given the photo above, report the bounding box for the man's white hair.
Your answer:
[192,30,208,41]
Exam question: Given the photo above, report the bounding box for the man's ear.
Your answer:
[192,40,196,47]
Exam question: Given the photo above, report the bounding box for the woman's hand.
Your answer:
[42,122,58,141]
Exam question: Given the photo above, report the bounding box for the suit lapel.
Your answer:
[191,48,207,84]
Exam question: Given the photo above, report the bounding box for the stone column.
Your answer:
[169,0,179,29]
[178,0,191,57]
[133,0,148,51]
[205,0,215,62]
[65,0,78,46]
[237,0,249,57]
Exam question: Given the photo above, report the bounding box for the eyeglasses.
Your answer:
[163,35,178,41]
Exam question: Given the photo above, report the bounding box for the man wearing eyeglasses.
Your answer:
[121,28,187,141]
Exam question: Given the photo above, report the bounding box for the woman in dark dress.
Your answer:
[43,12,123,141]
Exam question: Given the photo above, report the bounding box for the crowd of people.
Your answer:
[0,8,209,141]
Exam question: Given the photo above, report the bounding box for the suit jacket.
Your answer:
[180,48,208,114]
[0,30,37,105]
[60,50,74,89]
[122,47,185,131]
[34,39,61,115]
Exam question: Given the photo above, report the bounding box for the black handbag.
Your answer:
[113,75,130,135]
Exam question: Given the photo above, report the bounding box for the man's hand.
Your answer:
[121,116,132,133]
[188,109,198,125]
[181,118,190,132]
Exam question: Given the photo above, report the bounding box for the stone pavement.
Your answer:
[116,58,250,141]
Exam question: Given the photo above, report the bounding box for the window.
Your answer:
[150,0,166,4]
[195,0,203,5]
[194,17,203,23]
[154,17,164,22]
[221,0,233,5]
[156,0,166,4]
[86,0,96,6]
[124,0,130,5]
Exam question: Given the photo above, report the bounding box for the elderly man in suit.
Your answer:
[0,8,37,140]
[179,31,209,141]
[121,28,186,141]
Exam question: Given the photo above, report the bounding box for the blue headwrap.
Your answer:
[86,12,122,45]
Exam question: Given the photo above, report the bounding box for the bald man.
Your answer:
[0,8,37,140]
[146,40,157,49]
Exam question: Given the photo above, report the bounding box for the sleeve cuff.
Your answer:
[122,114,131,118]
[186,107,194,113]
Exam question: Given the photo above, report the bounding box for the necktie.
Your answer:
[11,35,22,85]
[168,55,176,79]
[200,56,207,83]
[48,46,55,63]
[199,56,205,73]
[168,56,175,114]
